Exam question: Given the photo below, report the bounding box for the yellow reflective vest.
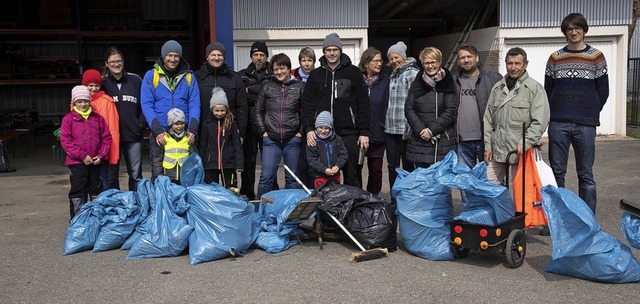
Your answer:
[162,134,190,180]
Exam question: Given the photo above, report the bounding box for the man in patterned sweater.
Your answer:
[544,13,609,215]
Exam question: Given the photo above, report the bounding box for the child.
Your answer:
[81,69,120,191]
[60,85,112,220]
[198,87,243,188]
[162,108,193,184]
[306,111,348,188]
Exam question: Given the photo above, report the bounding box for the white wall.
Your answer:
[233,29,368,70]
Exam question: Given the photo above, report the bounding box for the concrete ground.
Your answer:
[1,132,640,303]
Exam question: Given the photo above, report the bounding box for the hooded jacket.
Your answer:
[195,62,248,138]
[386,57,420,135]
[301,53,371,137]
[141,59,201,137]
[306,131,348,177]
[404,68,458,165]
[254,76,304,143]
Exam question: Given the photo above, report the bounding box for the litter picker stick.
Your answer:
[283,165,388,262]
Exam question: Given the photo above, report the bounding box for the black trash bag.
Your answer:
[313,180,397,251]
[0,142,16,173]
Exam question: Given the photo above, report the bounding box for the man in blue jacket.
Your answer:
[141,40,200,181]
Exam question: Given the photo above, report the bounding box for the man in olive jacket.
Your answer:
[483,47,549,186]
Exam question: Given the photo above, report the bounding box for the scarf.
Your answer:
[169,129,186,140]
[422,68,445,87]
[73,106,92,120]
[298,68,310,83]
[363,73,379,88]
[315,129,335,140]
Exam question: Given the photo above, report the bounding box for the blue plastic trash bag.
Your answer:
[186,183,256,265]
[542,186,640,283]
[392,151,455,261]
[121,178,156,250]
[253,189,310,253]
[126,176,193,259]
[93,190,141,252]
[63,202,100,255]
[621,212,640,250]
[180,153,204,187]
[445,161,515,225]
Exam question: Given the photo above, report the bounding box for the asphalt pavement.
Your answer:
[1,133,639,303]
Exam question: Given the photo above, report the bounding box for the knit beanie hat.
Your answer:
[81,69,103,86]
[209,87,229,110]
[315,111,333,129]
[250,41,269,57]
[206,42,226,57]
[71,85,91,105]
[161,40,183,58]
[323,33,342,51]
[166,108,186,126]
[387,41,407,60]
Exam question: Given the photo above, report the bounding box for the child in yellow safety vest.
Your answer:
[162,108,192,184]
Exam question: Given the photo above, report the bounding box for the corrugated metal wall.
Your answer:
[233,0,368,29]
[500,0,632,28]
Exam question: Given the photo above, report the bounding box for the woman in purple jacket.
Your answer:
[60,85,112,220]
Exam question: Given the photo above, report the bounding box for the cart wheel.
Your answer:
[452,245,470,259]
[506,229,526,268]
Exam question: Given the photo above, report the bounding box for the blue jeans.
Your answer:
[257,136,302,198]
[121,141,143,191]
[457,140,484,170]
[457,140,484,204]
[548,121,597,214]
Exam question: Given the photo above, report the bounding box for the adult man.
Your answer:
[195,42,248,146]
[238,41,273,200]
[483,47,549,186]
[544,13,609,215]
[141,40,200,182]
[301,33,371,187]
[453,43,502,170]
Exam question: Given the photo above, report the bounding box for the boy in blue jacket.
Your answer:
[306,111,348,188]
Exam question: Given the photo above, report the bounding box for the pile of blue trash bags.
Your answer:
[392,150,640,283]
[64,154,310,265]
[63,153,397,265]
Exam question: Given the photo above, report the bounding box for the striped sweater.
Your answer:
[544,45,609,126]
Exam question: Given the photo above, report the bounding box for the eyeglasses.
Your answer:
[423,61,439,67]
[107,60,123,66]
[566,27,583,33]
[371,59,383,63]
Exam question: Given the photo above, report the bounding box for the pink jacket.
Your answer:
[60,110,112,166]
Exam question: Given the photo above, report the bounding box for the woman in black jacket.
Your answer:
[254,53,304,198]
[404,47,458,168]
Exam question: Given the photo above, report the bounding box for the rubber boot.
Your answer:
[69,197,86,221]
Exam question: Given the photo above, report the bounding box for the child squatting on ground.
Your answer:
[198,87,244,188]
[306,111,348,188]
[60,85,112,220]
[162,108,193,184]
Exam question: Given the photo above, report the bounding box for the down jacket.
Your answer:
[404,68,458,165]
[254,77,304,143]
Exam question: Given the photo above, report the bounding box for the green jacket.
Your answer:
[483,71,550,163]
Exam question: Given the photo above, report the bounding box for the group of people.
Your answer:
[59,13,608,224]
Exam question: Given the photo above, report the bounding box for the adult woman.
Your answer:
[254,53,304,198]
[358,47,389,195]
[404,46,458,168]
[101,47,145,191]
[385,41,420,189]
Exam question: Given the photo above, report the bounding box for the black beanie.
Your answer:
[206,42,226,57]
[250,41,269,57]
